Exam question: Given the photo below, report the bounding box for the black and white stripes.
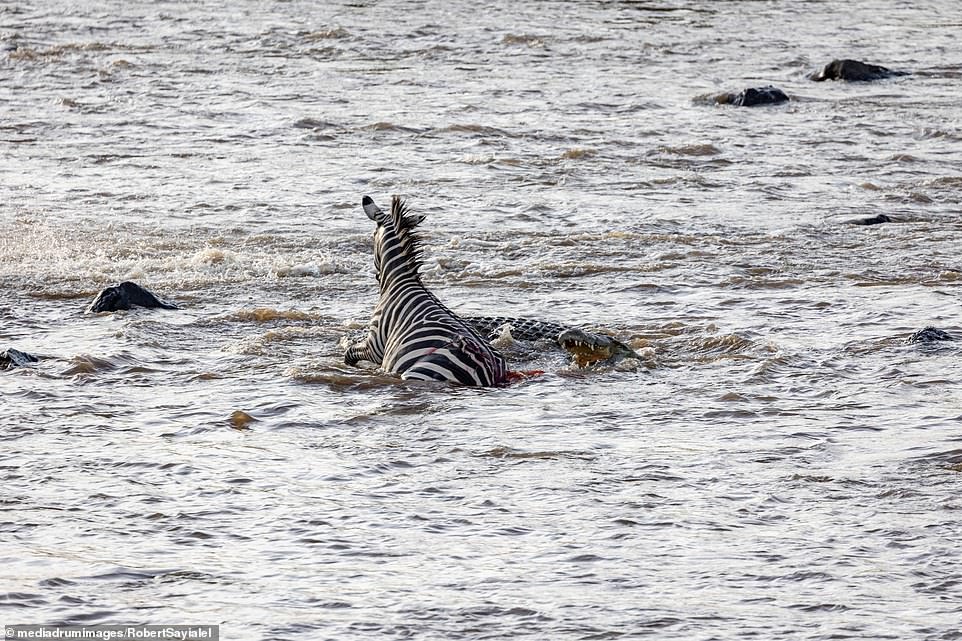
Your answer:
[345,195,509,386]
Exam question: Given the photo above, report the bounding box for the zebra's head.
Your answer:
[362,195,426,285]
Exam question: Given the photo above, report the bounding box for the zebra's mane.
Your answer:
[387,196,426,277]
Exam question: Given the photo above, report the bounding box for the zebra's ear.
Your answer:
[362,195,384,222]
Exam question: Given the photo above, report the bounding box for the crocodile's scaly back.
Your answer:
[462,316,570,342]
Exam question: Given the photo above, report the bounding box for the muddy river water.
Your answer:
[2,1,961,639]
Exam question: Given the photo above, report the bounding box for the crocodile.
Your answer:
[463,316,641,368]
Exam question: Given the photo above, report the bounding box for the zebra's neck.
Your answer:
[373,277,456,328]
[373,212,424,288]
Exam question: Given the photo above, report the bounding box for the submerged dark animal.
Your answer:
[1,347,39,369]
[345,196,509,386]
[809,59,905,82]
[463,316,641,368]
[848,214,892,226]
[715,86,789,107]
[86,281,179,313]
[906,327,955,344]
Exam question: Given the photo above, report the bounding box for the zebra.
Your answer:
[344,195,510,386]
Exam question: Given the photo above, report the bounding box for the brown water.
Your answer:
[2,1,962,639]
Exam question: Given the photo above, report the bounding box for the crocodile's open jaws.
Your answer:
[557,328,641,368]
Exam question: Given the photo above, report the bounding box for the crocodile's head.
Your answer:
[557,328,641,368]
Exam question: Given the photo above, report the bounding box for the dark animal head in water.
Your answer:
[715,86,789,107]
[906,327,954,344]
[809,59,904,82]
[557,328,641,367]
[86,281,179,313]
[362,195,426,287]
[1,347,39,369]
[849,214,892,226]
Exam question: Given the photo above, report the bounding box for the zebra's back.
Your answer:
[383,313,508,386]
